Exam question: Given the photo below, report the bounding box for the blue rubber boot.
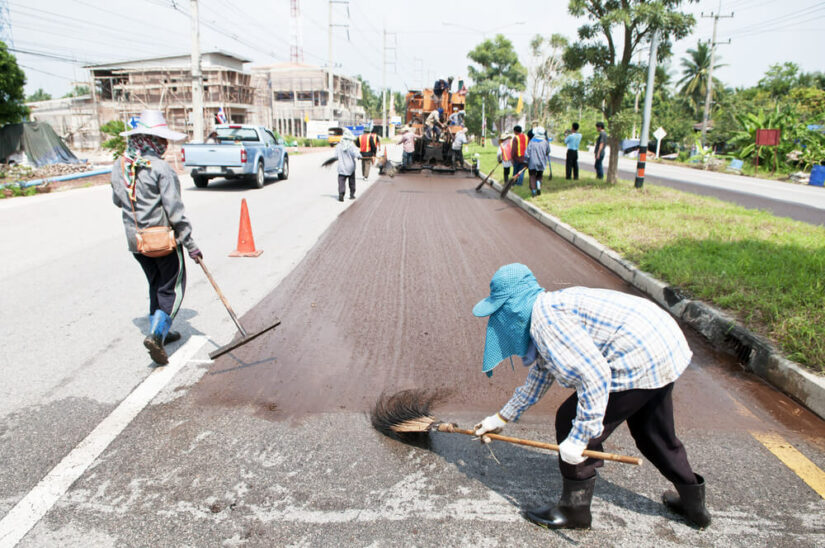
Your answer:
[149,313,181,344]
[144,310,172,365]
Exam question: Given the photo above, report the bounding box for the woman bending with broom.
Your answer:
[472,263,710,530]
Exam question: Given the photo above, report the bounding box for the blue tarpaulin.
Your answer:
[0,122,80,167]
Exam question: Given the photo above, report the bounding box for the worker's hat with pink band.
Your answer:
[120,110,187,141]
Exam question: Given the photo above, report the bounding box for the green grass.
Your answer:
[469,143,825,372]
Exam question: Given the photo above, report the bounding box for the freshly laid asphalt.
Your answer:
[2,160,824,546]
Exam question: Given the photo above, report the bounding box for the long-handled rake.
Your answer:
[370,389,642,466]
[499,166,528,199]
[197,258,281,359]
[474,160,501,191]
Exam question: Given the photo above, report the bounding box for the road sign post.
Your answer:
[653,126,667,158]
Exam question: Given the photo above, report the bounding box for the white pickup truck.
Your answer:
[182,125,289,188]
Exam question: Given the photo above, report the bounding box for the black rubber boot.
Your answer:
[143,334,169,365]
[524,475,596,529]
[338,193,345,202]
[663,473,711,528]
[164,330,181,345]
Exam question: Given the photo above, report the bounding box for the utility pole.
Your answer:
[634,30,660,189]
[381,28,397,138]
[327,0,333,122]
[700,5,734,150]
[481,100,486,147]
[327,0,349,124]
[189,0,204,142]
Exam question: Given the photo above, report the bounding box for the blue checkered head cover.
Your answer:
[473,264,544,377]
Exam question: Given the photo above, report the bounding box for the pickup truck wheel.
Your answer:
[193,175,208,188]
[254,161,265,188]
[278,157,289,180]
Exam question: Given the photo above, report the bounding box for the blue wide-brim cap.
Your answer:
[474,264,544,375]
[473,296,506,317]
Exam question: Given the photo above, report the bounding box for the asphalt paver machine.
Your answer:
[401,79,478,176]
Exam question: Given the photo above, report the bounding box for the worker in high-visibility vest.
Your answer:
[356,128,380,180]
[511,125,528,186]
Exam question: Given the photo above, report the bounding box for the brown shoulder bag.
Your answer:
[128,170,177,258]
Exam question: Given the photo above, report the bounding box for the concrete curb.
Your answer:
[480,177,825,420]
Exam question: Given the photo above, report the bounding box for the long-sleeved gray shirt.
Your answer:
[526,138,551,171]
[335,140,361,176]
[111,152,197,253]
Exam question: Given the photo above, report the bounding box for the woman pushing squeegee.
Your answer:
[373,263,710,531]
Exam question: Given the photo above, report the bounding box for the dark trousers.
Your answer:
[595,153,605,179]
[503,166,511,184]
[566,149,579,179]
[338,173,356,196]
[555,383,696,485]
[451,148,464,168]
[133,247,186,319]
[529,170,543,193]
[512,161,527,185]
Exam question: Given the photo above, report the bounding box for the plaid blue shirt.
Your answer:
[499,287,692,444]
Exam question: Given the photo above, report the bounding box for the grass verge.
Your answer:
[469,143,825,373]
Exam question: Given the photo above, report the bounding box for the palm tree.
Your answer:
[677,42,726,119]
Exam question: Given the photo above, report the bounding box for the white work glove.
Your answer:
[559,437,588,465]
[474,413,508,437]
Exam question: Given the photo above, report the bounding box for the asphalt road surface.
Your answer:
[1,157,823,547]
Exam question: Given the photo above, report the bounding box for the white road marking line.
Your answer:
[0,336,207,548]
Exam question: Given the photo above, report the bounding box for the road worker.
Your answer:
[473,263,711,530]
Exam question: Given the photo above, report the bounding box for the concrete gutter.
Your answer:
[479,177,825,421]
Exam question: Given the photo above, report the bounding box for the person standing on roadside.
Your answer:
[335,129,361,201]
[399,126,418,169]
[564,123,582,180]
[356,128,379,180]
[110,110,202,366]
[594,122,607,180]
[526,126,551,197]
[473,263,711,531]
[497,133,513,184]
[512,125,528,186]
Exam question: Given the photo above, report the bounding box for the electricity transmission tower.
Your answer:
[0,0,14,47]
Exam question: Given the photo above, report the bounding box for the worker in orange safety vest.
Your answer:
[511,125,528,186]
[356,128,381,180]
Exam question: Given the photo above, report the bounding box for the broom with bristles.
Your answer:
[321,157,338,168]
[370,389,642,466]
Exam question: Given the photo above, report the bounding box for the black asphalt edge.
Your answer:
[480,176,825,421]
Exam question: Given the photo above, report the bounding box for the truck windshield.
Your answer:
[216,128,259,142]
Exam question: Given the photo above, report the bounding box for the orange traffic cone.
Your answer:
[229,198,263,257]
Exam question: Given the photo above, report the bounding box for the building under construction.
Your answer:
[251,63,366,137]
[86,51,255,138]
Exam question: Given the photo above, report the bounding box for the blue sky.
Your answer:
[6,0,824,98]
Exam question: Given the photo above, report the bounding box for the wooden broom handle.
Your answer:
[437,425,642,466]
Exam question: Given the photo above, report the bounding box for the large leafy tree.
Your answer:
[564,0,697,183]
[0,41,29,125]
[27,88,53,102]
[527,33,569,129]
[758,62,803,99]
[676,41,725,119]
[356,75,381,119]
[466,34,527,137]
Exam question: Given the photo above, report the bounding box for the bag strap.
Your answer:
[124,157,141,230]
[125,156,172,231]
